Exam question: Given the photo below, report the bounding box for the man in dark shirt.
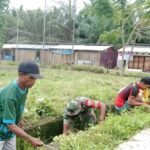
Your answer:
[114,77,150,112]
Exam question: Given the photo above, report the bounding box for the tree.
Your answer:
[75,9,100,43]
[0,0,9,12]
[0,0,9,47]
[99,0,133,46]
[118,0,150,74]
[136,0,150,43]
[75,0,114,44]
[4,0,76,44]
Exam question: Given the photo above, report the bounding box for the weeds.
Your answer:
[1,64,149,149]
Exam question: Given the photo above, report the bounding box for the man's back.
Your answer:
[115,83,139,107]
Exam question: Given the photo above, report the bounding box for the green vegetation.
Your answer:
[0,64,150,149]
[50,64,106,74]
[2,0,149,45]
[0,0,9,47]
[55,108,150,150]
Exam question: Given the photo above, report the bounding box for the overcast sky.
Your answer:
[9,0,90,12]
[9,0,135,13]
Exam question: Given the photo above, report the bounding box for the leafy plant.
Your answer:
[36,99,57,117]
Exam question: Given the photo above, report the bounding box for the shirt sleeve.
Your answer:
[129,84,138,98]
[3,99,16,124]
[84,99,101,109]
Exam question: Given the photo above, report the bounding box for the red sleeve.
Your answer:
[85,99,101,109]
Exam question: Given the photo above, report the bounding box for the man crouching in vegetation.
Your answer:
[0,60,44,149]
[63,97,106,135]
[114,77,150,112]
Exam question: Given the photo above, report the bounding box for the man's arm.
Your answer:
[63,117,71,135]
[99,102,106,121]
[127,84,144,106]
[85,99,106,122]
[7,124,43,148]
[63,123,70,135]
[128,96,144,106]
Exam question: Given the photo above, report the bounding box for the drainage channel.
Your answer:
[17,117,63,150]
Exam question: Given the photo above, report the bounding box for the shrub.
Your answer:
[71,65,106,73]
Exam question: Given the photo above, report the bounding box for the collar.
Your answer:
[13,80,27,94]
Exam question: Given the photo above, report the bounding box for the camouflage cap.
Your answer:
[65,100,81,116]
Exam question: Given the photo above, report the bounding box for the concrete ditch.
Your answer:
[117,128,150,150]
[17,117,63,149]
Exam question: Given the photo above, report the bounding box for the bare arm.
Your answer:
[99,102,106,121]
[7,124,43,148]
[128,96,144,106]
[63,123,70,135]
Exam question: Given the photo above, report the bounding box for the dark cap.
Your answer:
[18,60,43,79]
[140,77,150,85]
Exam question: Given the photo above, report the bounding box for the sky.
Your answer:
[9,0,135,13]
[9,0,90,13]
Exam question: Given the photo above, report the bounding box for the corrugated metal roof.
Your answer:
[118,46,150,53]
[2,44,112,51]
[2,44,51,50]
[51,45,111,51]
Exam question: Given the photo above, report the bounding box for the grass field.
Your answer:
[0,63,150,150]
[0,65,139,120]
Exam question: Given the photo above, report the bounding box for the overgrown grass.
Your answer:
[50,64,106,73]
[54,108,150,150]
[0,65,146,123]
[49,64,150,77]
[0,60,17,65]
[0,64,149,150]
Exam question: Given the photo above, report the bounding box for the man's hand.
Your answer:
[7,124,44,148]
[18,120,24,129]
[145,101,150,105]
[29,137,43,148]
[143,102,150,107]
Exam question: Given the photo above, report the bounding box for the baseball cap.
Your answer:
[65,100,81,116]
[140,77,150,85]
[18,60,43,79]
